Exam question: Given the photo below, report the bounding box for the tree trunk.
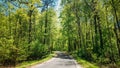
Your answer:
[73,0,81,49]
[111,0,120,56]
[97,16,103,54]
[28,10,32,44]
[44,6,48,45]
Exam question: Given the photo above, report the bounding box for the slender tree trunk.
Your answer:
[33,15,36,40]
[93,14,99,53]
[9,8,11,36]
[97,16,104,54]
[92,0,102,55]
[40,22,43,43]
[111,0,120,56]
[75,9,82,49]
[73,0,82,49]
[105,7,115,62]
[114,28,120,56]
[28,10,32,44]
[44,6,48,45]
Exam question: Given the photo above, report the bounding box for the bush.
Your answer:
[0,37,29,66]
[28,40,49,60]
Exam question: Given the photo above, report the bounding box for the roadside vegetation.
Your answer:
[0,0,120,68]
[16,53,55,68]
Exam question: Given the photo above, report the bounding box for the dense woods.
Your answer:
[0,0,58,66]
[60,0,120,67]
[0,0,120,67]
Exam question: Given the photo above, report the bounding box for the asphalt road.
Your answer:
[30,51,82,68]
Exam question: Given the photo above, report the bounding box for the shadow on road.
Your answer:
[55,51,73,59]
[54,51,77,66]
[30,51,80,68]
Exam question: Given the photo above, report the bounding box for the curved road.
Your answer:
[30,52,82,68]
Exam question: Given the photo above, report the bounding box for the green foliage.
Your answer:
[60,0,120,67]
[0,0,120,67]
[28,40,49,60]
[16,53,53,68]
[71,51,99,68]
[0,0,58,66]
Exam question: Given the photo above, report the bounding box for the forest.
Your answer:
[0,0,120,68]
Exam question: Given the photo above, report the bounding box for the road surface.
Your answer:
[30,51,82,68]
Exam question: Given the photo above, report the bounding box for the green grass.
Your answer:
[116,61,120,67]
[73,55,120,68]
[76,58,99,68]
[71,54,99,68]
[16,54,55,68]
